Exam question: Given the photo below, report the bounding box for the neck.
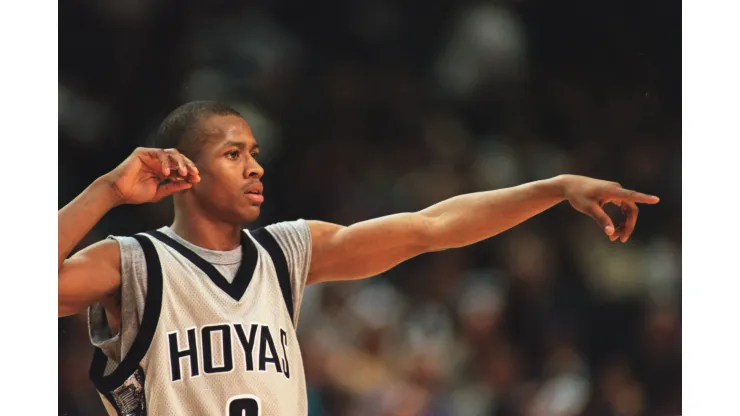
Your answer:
[170,210,242,251]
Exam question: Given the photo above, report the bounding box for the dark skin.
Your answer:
[168,115,265,250]
[58,114,659,334]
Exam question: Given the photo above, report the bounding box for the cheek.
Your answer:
[216,159,244,177]
[197,164,241,196]
[202,159,237,179]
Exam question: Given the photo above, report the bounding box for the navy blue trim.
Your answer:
[250,228,294,325]
[90,234,162,395]
[147,230,258,302]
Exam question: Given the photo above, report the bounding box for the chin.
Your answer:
[238,206,261,224]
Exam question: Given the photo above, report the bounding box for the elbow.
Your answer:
[416,211,475,252]
[415,212,449,253]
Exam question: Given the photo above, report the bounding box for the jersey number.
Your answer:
[226,395,261,416]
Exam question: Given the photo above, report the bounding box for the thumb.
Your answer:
[154,180,193,201]
[585,204,615,236]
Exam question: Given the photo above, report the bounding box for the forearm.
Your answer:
[58,176,120,270]
[419,175,567,251]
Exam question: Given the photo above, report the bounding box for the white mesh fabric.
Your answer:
[139,233,308,415]
[89,223,312,416]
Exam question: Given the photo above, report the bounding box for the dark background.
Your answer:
[58,0,681,414]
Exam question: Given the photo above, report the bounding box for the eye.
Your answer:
[250,152,260,160]
[225,150,240,160]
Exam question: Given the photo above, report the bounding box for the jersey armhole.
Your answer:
[249,228,295,326]
[89,233,163,392]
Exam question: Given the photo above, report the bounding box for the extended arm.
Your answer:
[307,175,659,284]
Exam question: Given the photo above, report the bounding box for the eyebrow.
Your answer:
[223,141,259,151]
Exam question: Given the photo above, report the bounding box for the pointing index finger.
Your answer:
[615,188,660,204]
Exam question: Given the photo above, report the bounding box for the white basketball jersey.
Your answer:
[89,228,307,416]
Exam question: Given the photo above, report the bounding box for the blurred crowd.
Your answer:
[59,0,680,415]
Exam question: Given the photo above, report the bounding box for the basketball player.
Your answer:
[58,101,659,415]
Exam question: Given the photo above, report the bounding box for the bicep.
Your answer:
[307,213,431,284]
[58,239,121,317]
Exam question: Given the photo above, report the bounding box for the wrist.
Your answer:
[544,174,571,201]
[94,174,126,208]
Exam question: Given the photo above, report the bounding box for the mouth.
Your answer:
[244,183,264,204]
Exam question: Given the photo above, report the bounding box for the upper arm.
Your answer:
[306,212,432,285]
[58,239,122,317]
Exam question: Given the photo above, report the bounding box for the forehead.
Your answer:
[198,114,257,149]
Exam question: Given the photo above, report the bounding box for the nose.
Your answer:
[244,159,264,179]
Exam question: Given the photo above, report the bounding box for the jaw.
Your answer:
[238,205,261,224]
[176,193,261,226]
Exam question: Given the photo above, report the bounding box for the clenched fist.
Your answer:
[103,147,201,205]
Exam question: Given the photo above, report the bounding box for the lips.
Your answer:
[244,182,264,204]
[243,182,263,195]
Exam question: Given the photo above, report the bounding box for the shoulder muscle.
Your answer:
[58,239,122,317]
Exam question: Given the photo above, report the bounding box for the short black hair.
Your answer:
[154,101,242,159]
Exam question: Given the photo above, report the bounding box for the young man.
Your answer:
[58,101,659,416]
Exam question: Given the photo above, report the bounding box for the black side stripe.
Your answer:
[90,234,163,393]
[146,230,258,302]
[250,228,294,325]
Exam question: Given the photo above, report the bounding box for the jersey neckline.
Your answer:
[159,226,243,266]
[147,229,259,302]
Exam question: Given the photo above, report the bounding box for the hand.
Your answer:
[560,175,659,243]
[103,147,201,205]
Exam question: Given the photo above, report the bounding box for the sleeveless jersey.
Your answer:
[88,225,309,416]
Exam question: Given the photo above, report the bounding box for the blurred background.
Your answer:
[58,0,680,415]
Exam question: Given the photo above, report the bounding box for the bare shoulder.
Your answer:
[59,238,123,317]
[71,238,122,267]
[62,238,122,284]
[306,220,344,238]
